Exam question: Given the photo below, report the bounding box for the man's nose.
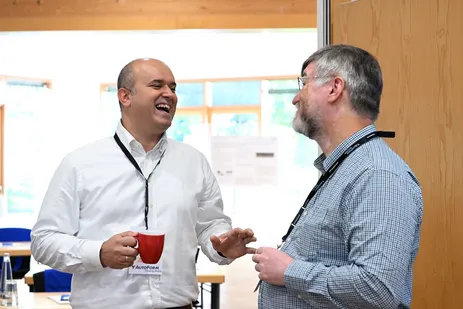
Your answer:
[292,92,300,105]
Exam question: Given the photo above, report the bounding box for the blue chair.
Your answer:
[0,227,31,279]
[32,269,72,292]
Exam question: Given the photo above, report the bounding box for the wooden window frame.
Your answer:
[100,75,298,138]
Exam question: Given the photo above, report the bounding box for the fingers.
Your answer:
[122,246,139,258]
[251,247,265,259]
[244,228,254,238]
[210,235,219,244]
[210,235,221,248]
[245,247,258,254]
[251,251,260,263]
[120,231,138,237]
[234,228,254,239]
[121,235,138,247]
[225,227,255,240]
[244,237,257,244]
[229,228,244,238]
[120,255,137,265]
[252,247,266,275]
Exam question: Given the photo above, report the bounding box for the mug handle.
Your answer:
[133,234,139,248]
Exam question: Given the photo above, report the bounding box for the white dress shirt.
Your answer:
[31,121,233,309]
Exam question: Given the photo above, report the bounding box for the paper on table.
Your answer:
[47,294,70,304]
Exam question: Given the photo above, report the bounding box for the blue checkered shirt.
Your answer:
[258,125,423,309]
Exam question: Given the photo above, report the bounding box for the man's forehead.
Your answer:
[133,61,175,83]
[302,63,316,77]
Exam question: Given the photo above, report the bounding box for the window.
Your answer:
[166,114,204,142]
[211,81,261,106]
[98,80,264,145]
[1,78,53,216]
[211,113,259,136]
[99,85,120,138]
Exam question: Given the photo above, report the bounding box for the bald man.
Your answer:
[31,59,256,309]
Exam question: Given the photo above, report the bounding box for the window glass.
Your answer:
[211,81,261,106]
[176,83,204,107]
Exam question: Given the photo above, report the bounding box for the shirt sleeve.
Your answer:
[195,154,234,265]
[31,156,105,274]
[284,169,423,309]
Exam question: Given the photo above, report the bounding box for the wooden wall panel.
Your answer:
[331,0,463,308]
[0,0,317,31]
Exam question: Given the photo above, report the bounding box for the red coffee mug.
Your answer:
[137,230,165,264]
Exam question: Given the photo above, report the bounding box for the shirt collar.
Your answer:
[314,124,377,174]
[115,120,168,156]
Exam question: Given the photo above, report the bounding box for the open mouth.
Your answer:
[155,103,171,113]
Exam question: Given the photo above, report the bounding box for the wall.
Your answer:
[331,0,463,308]
[0,0,316,31]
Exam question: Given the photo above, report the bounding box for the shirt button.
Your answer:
[297,294,302,299]
[287,237,292,242]
[302,211,307,217]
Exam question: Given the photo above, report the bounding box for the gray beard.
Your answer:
[292,111,320,139]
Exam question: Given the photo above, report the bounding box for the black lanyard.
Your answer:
[114,133,165,230]
[254,130,395,293]
[280,130,395,244]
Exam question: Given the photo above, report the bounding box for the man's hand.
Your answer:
[251,247,294,286]
[210,228,257,259]
[100,231,139,269]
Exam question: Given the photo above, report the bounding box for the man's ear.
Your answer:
[327,76,345,104]
[117,88,132,108]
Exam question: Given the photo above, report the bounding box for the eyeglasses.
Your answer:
[297,75,333,90]
[297,76,311,90]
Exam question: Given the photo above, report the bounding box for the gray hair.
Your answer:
[302,44,383,121]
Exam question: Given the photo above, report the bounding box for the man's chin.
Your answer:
[158,121,172,133]
[292,117,305,135]
[292,117,316,139]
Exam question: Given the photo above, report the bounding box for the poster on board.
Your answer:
[211,136,278,186]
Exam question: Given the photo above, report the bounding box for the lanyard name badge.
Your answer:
[253,130,395,292]
[114,133,165,276]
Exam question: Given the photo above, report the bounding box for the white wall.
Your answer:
[0,29,317,80]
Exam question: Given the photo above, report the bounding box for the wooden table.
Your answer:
[0,242,31,257]
[2,289,70,309]
[25,264,225,309]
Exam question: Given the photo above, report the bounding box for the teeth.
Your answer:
[156,104,170,111]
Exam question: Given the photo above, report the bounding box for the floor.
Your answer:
[197,254,259,309]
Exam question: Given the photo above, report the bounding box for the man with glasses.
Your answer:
[252,44,423,309]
